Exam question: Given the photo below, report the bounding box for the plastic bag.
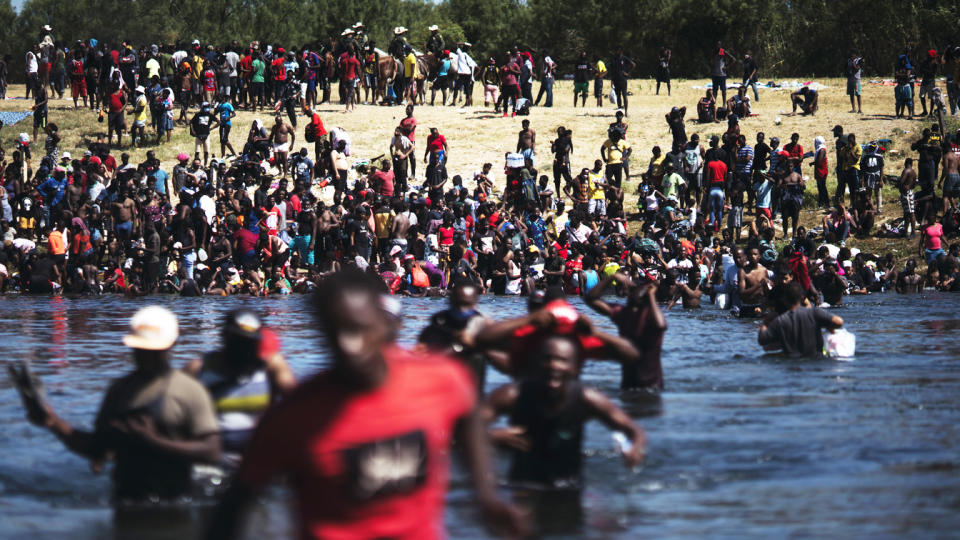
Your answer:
[608,87,617,104]
[825,329,856,358]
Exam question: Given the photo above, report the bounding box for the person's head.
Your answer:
[311,269,395,387]
[450,279,479,312]
[221,309,264,369]
[651,145,661,157]
[832,125,843,137]
[405,104,414,117]
[122,306,178,372]
[847,133,856,144]
[521,119,530,128]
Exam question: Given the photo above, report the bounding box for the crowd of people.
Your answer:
[8,23,960,540]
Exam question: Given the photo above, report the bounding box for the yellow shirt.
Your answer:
[404,53,418,79]
[588,171,606,199]
[595,60,607,78]
[146,58,160,80]
[602,139,630,165]
[191,55,204,79]
[134,95,148,122]
[843,143,861,171]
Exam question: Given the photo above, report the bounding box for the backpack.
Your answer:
[515,98,531,116]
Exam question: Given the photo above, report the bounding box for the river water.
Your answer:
[1,293,959,539]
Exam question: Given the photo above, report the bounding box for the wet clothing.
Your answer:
[94,370,218,500]
[758,306,835,357]
[237,346,474,540]
[508,380,586,489]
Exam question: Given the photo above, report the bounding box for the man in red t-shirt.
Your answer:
[705,156,728,231]
[107,86,126,147]
[208,270,525,540]
[341,47,361,112]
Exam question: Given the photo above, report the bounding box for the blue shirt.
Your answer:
[152,168,170,194]
[216,102,235,127]
[38,176,67,207]
[755,179,772,209]
[736,145,754,174]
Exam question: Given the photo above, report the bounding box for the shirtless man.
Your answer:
[269,114,295,179]
[780,167,805,239]
[293,200,318,268]
[898,158,918,238]
[939,144,959,214]
[111,188,137,245]
[667,267,702,309]
[315,202,340,258]
[896,258,923,293]
[516,119,536,165]
[390,200,411,256]
[738,247,769,317]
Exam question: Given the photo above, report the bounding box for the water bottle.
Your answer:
[611,431,632,453]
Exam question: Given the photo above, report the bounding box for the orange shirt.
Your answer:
[48,230,66,255]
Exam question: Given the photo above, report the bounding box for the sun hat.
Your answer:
[123,306,179,351]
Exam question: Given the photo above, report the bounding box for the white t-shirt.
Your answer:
[26,51,38,74]
[225,51,239,77]
[330,127,351,156]
[199,195,216,224]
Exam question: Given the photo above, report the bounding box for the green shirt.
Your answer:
[251,59,265,84]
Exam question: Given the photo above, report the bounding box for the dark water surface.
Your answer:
[1,293,960,539]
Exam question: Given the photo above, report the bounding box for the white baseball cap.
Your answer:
[429,25,439,31]
[123,306,179,351]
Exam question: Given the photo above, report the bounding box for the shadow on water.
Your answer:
[2,292,960,537]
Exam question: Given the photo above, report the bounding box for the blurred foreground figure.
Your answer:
[14,306,221,501]
[207,269,525,539]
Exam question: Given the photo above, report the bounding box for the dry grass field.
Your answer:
[0,76,951,263]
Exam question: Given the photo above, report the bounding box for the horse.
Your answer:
[415,53,438,105]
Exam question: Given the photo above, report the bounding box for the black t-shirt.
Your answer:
[742,57,758,81]
[754,142,771,171]
[758,306,835,357]
[704,147,727,165]
[574,62,591,83]
[611,55,631,80]
[191,112,215,138]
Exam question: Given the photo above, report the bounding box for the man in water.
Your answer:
[418,279,501,391]
[16,306,221,501]
[586,272,666,390]
[738,247,770,318]
[184,310,296,461]
[481,333,645,492]
[758,282,844,357]
[208,270,524,539]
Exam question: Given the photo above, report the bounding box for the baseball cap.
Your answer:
[223,309,263,341]
[177,153,190,161]
[123,306,179,351]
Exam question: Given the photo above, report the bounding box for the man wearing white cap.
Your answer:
[425,25,444,57]
[131,85,149,147]
[17,306,221,501]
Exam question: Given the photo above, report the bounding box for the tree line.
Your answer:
[3,0,958,81]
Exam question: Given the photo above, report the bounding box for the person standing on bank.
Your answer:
[610,47,635,116]
[655,46,671,96]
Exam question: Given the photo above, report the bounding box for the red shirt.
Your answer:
[237,346,475,540]
[108,92,126,113]
[372,170,395,197]
[272,58,286,81]
[310,113,328,137]
[426,134,446,153]
[239,55,253,77]
[233,227,258,253]
[784,142,804,163]
[706,159,728,185]
[204,69,216,92]
[400,117,417,142]
[342,55,360,81]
